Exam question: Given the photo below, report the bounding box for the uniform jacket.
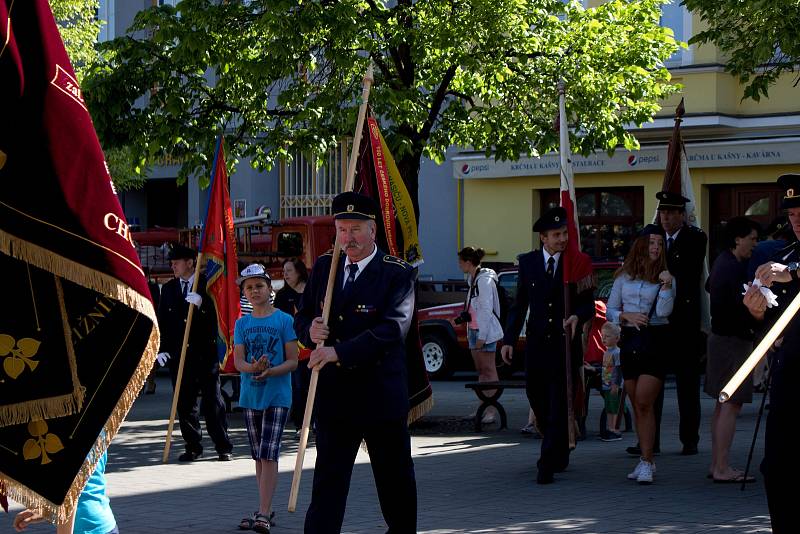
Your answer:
[666,224,707,331]
[294,248,416,423]
[503,250,594,370]
[157,273,218,368]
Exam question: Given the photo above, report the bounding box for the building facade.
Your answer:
[101,1,800,280]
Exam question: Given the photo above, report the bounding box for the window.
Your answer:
[97,0,114,42]
[280,142,347,218]
[660,1,690,65]
[541,187,644,261]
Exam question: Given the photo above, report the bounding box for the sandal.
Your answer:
[239,512,256,530]
[253,513,272,533]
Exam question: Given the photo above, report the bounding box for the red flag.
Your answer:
[199,137,241,373]
[1,0,158,520]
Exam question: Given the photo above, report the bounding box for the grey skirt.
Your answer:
[704,333,754,404]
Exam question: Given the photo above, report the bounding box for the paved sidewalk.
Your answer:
[3,375,771,533]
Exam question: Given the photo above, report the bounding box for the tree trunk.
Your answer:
[397,150,422,224]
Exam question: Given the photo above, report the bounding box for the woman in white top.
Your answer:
[607,224,675,485]
[457,246,504,424]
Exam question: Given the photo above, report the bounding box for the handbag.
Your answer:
[619,285,661,359]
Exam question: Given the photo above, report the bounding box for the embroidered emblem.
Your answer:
[0,335,41,379]
[347,204,354,212]
[50,65,87,111]
[23,420,64,465]
[788,188,796,198]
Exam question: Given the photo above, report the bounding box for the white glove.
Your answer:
[185,291,203,307]
[743,279,779,308]
[156,352,171,366]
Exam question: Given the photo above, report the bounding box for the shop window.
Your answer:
[744,197,770,217]
[541,187,644,261]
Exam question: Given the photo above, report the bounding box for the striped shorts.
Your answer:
[244,406,289,461]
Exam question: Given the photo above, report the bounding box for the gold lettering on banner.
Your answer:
[103,212,136,247]
[49,64,87,111]
[70,296,116,342]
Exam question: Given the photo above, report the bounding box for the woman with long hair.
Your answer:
[457,246,504,424]
[607,224,675,484]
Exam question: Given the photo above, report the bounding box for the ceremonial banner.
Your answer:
[200,137,241,373]
[354,114,432,422]
[0,0,158,520]
[656,98,711,332]
[558,82,594,434]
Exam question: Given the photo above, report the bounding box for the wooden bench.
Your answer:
[464,380,526,432]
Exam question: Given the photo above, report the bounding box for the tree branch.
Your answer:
[420,64,458,142]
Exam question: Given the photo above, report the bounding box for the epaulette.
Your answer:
[383,255,411,269]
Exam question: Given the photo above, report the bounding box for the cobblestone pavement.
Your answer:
[3,375,772,533]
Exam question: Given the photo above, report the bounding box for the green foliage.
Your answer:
[684,0,800,101]
[83,0,679,191]
[49,0,101,82]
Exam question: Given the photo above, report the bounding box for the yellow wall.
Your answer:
[463,164,800,262]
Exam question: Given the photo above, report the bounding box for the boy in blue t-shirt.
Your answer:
[234,264,298,534]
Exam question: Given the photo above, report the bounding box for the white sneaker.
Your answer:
[627,458,657,480]
[637,460,655,484]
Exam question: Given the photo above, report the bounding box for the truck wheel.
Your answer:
[421,332,453,380]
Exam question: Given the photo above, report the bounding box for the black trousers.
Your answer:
[761,349,795,534]
[525,349,571,475]
[290,360,312,428]
[169,359,232,454]
[304,417,417,534]
[651,327,701,449]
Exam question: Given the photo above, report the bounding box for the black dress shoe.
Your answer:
[626,444,660,456]
[680,445,698,456]
[178,450,202,462]
[536,471,555,485]
[218,452,233,461]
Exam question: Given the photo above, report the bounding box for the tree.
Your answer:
[50,0,101,82]
[684,0,800,101]
[84,0,679,215]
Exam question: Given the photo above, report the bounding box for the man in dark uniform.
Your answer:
[501,207,594,484]
[156,244,233,462]
[745,173,800,534]
[642,192,707,456]
[294,192,417,533]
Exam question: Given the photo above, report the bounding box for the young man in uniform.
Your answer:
[157,244,233,462]
[501,207,595,484]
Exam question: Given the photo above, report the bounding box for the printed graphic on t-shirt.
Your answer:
[242,325,283,387]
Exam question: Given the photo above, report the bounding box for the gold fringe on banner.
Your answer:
[407,395,434,425]
[0,228,160,523]
[0,394,83,429]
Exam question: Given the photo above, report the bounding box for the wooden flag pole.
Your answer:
[288,63,375,513]
[558,80,578,449]
[720,289,800,402]
[162,252,205,463]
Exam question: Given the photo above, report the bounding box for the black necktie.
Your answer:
[667,236,674,251]
[346,264,359,285]
[181,280,188,298]
[546,257,555,279]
